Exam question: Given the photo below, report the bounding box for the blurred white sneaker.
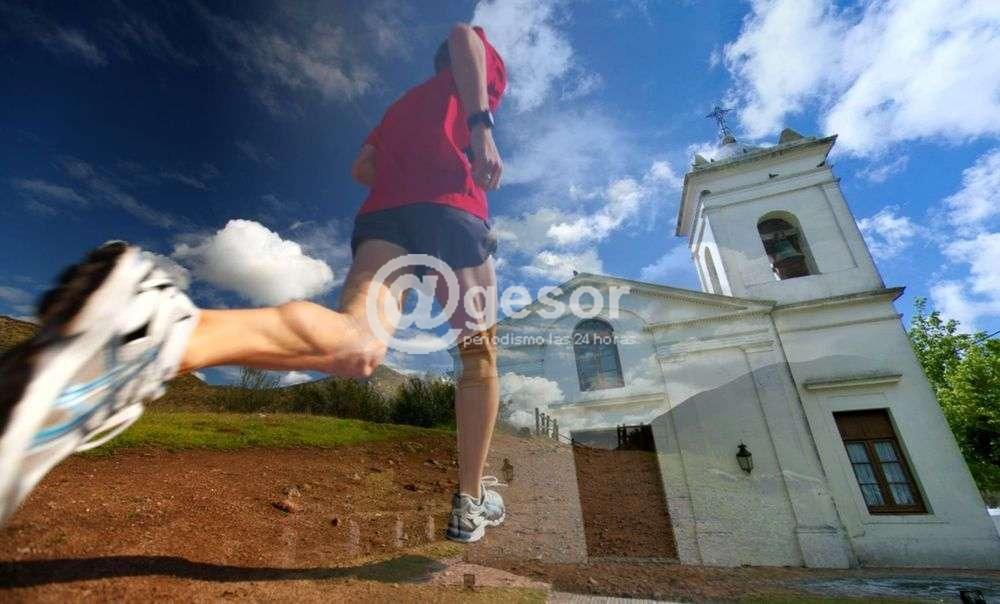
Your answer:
[480,475,506,527]
[0,242,199,525]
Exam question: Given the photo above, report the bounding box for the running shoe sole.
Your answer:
[0,243,150,524]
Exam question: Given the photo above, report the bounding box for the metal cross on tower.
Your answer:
[706,105,735,140]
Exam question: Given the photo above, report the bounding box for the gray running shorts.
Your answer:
[351,203,497,273]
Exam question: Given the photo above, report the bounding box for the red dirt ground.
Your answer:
[2,432,999,602]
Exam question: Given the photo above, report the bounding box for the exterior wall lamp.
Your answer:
[736,442,753,474]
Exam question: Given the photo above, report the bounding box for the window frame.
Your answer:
[834,409,927,515]
[756,213,817,280]
[573,319,625,392]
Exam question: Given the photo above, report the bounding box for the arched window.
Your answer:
[573,319,624,391]
[757,214,813,280]
[704,247,723,294]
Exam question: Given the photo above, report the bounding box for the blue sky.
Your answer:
[1,1,998,381]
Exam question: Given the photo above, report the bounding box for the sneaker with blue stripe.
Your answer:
[0,242,199,526]
[445,476,506,543]
[445,492,489,543]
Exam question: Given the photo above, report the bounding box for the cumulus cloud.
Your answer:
[547,161,683,247]
[289,219,354,286]
[501,109,631,191]
[500,372,564,427]
[942,148,1000,229]
[640,244,696,285]
[521,249,603,282]
[472,0,576,113]
[856,206,925,260]
[724,0,1000,155]
[172,219,335,305]
[144,251,192,290]
[858,155,909,184]
[278,371,313,386]
[930,147,1000,330]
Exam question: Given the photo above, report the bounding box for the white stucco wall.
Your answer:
[685,142,884,306]
[774,294,1000,569]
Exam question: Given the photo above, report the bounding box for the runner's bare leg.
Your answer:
[179,240,410,377]
[431,258,499,500]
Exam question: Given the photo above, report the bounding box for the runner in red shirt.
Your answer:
[0,24,507,543]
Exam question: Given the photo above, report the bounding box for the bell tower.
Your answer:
[675,124,884,305]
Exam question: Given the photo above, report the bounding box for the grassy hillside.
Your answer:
[89,411,446,454]
[0,314,431,421]
[0,315,35,352]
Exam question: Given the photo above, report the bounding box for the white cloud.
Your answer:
[361,0,413,58]
[856,206,924,260]
[160,173,207,191]
[60,158,177,228]
[561,71,603,101]
[500,372,564,427]
[521,249,603,282]
[640,244,694,284]
[929,147,1000,331]
[493,207,570,256]
[548,178,646,246]
[471,0,575,113]
[143,252,191,290]
[942,148,1000,230]
[858,155,909,184]
[502,109,630,190]
[235,140,278,167]
[12,178,88,206]
[0,3,107,66]
[724,0,1000,156]
[45,28,107,65]
[278,371,313,386]
[0,286,33,306]
[196,4,377,116]
[930,280,1000,333]
[290,219,353,287]
[932,233,1000,331]
[173,219,335,305]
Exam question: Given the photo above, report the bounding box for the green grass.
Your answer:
[88,410,450,454]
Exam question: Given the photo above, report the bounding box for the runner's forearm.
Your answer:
[448,24,489,116]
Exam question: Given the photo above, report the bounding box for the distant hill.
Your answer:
[0,315,410,405]
[0,315,36,353]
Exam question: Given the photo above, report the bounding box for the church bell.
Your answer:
[768,237,809,279]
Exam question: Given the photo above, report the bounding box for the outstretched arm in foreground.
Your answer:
[179,240,409,379]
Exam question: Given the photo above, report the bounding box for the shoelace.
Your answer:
[481,475,507,489]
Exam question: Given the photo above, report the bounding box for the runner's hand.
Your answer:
[470,126,502,190]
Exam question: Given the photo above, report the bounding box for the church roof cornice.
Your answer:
[772,287,904,313]
[496,272,776,327]
[676,134,838,237]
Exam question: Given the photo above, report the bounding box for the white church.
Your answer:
[495,128,1000,569]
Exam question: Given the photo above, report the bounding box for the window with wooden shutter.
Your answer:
[834,409,926,514]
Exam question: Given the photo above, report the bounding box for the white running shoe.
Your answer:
[445,492,490,543]
[480,475,506,527]
[0,242,199,525]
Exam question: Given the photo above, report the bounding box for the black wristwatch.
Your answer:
[467,110,495,130]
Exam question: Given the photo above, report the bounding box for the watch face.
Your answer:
[469,111,494,129]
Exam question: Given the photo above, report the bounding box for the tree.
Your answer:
[908,299,1000,503]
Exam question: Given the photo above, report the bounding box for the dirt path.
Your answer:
[2,433,999,602]
[0,435,547,601]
